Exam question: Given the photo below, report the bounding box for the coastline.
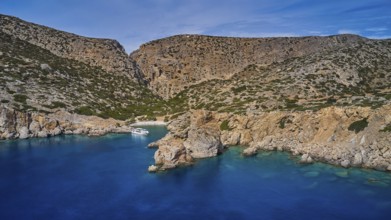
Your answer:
[151,106,391,172]
[0,105,169,141]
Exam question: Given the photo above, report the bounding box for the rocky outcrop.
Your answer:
[0,14,140,80]
[151,111,225,171]
[131,34,366,98]
[0,106,134,140]
[150,106,391,172]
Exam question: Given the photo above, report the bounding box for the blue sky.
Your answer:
[1,0,390,52]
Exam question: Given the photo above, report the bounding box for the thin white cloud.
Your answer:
[337,29,360,35]
[365,27,388,32]
[366,35,391,39]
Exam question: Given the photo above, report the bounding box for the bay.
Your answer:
[0,126,390,219]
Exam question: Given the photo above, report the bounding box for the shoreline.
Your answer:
[131,121,167,126]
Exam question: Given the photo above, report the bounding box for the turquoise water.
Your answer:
[0,126,390,219]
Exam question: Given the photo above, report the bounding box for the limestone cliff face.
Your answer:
[0,14,139,80]
[0,106,132,139]
[131,34,366,98]
[151,106,391,171]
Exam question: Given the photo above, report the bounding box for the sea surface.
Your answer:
[0,126,390,220]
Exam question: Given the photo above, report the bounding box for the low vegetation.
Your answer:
[220,120,231,131]
[348,118,369,133]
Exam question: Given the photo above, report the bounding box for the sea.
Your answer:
[0,126,390,220]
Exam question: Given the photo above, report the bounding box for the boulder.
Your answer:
[221,131,241,146]
[51,126,62,136]
[1,131,16,139]
[183,128,223,158]
[300,153,313,163]
[154,140,187,168]
[243,147,258,156]
[18,126,30,139]
[341,160,350,168]
[37,130,48,138]
[352,153,363,166]
[73,128,85,135]
[44,120,58,130]
[88,129,107,136]
[29,121,41,133]
[148,141,159,148]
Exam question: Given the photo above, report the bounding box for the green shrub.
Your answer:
[51,101,67,108]
[126,117,136,125]
[279,116,292,129]
[380,123,391,132]
[231,86,246,94]
[348,118,368,133]
[13,94,28,104]
[74,106,95,116]
[220,120,231,131]
[1,99,9,103]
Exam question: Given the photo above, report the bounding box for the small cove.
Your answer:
[0,126,390,220]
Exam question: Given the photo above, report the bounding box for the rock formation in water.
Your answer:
[150,107,391,171]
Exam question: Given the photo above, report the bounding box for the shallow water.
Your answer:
[0,126,390,219]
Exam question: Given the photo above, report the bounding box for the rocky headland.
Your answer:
[149,106,391,172]
[0,106,133,140]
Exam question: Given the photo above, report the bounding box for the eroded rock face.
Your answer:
[150,106,391,172]
[131,34,365,99]
[150,110,224,171]
[184,127,222,158]
[0,106,132,140]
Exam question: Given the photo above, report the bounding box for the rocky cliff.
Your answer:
[0,14,139,80]
[0,106,133,140]
[131,34,367,98]
[149,106,391,172]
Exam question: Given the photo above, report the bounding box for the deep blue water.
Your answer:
[0,126,391,220]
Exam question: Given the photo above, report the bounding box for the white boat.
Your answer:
[131,128,149,135]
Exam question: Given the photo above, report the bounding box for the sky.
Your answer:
[1,0,390,53]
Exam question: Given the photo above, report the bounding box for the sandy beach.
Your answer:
[130,121,167,126]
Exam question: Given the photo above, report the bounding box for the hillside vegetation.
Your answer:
[1,14,391,121]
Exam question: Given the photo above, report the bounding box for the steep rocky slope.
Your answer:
[0,31,170,119]
[165,38,391,114]
[0,14,171,120]
[131,34,367,98]
[0,14,139,80]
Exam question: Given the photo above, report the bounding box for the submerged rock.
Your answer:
[300,154,313,164]
[148,165,158,173]
[304,171,320,177]
[335,171,349,178]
